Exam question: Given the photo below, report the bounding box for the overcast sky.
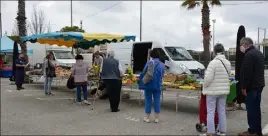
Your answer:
[1,1,268,51]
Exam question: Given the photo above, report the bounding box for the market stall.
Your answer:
[0,36,33,78]
[120,69,237,113]
[20,32,136,88]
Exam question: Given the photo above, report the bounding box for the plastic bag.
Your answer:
[38,76,45,82]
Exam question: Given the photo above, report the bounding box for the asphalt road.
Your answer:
[1,78,268,135]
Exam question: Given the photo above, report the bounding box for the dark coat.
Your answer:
[240,46,265,91]
[15,58,25,84]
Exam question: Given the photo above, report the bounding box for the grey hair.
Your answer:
[240,37,254,46]
[107,50,115,58]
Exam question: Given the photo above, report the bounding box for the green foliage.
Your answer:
[181,0,221,10]
[60,26,85,32]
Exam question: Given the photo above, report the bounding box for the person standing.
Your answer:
[238,37,265,136]
[200,43,231,136]
[72,55,91,105]
[15,54,26,90]
[93,51,103,71]
[140,49,165,123]
[43,54,56,95]
[101,50,123,112]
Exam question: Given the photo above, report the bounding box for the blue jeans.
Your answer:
[44,77,53,95]
[144,89,161,114]
[76,85,88,102]
[246,89,263,135]
[206,95,227,134]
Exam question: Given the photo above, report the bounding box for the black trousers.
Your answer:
[16,83,22,88]
[103,79,122,111]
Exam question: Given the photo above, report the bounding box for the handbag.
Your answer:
[67,75,76,89]
[142,60,155,85]
[138,60,159,89]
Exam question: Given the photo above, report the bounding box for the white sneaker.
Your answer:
[154,118,159,123]
[143,117,150,123]
[217,132,226,136]
[83,100,91,105]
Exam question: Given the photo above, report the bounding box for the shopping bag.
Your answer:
[38,76,45,82]
[226,83,237,103]
[66,76,76,89]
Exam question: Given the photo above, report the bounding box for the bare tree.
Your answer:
[29,5,46,35]
[47,21,52,33]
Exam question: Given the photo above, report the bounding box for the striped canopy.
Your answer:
[21,32,136,49]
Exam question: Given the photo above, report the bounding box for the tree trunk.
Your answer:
[16,0,27,54]
[201,2,211,68]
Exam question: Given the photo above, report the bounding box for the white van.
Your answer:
[46,48,75,67]
[107,41,205,76]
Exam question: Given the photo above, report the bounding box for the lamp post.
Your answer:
[71,0,73,27]
[140,0,142,41]
[257,27,266,52]
[0,0,2,38]
[212,19,216,47]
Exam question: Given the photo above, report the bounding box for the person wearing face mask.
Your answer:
[238,37,265,136]
[201,43,231,136]
[15,53,27,90]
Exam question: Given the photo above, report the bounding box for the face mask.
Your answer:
[240,46,246,53]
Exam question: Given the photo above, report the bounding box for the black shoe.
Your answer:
[111,109,120,112]
[20,87,25,89]
[49,93,54,96]
[17,88,21,90]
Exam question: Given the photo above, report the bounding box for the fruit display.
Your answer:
[28,69,43,75]
[122,66,138,85]
[162,74,201,90]
[55,66,71,77]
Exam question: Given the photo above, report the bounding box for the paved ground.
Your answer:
[1,78,268,135]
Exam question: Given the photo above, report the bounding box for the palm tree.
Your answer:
[16,0,27,53]
[181,0,221,68]
[16,0,29,64]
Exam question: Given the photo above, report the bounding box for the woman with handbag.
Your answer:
[72,55,91,105]
[43,54,56,96]
[139,49,165,123]
[201,43,231,136]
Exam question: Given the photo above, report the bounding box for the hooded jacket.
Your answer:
[71,60,90,83]
[202,54,232,96]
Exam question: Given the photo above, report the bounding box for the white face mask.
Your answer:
[240,46,246,53]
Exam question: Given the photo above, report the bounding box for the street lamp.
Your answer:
[257,27,267,52]
[212,19,216,47]
[140,0,142,41]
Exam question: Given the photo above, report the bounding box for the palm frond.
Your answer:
[181,0,200,10]
[209,0,221,6]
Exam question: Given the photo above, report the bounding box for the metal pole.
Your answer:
[0,0,2,38]
[213,21,215,47]
[258,27,260,50]
[140,0,142,41]
[264,29,266,57]
[71,0,73,27]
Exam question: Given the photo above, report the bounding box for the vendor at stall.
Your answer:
[93,51,103,73]
[15,54,26,90]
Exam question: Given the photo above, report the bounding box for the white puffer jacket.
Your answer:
[202,54,232,96]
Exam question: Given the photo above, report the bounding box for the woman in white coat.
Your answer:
[201,43,231,136]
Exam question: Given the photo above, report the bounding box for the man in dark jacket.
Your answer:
[238,37,265,136]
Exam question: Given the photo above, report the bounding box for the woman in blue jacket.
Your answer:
[140,49,165,123]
